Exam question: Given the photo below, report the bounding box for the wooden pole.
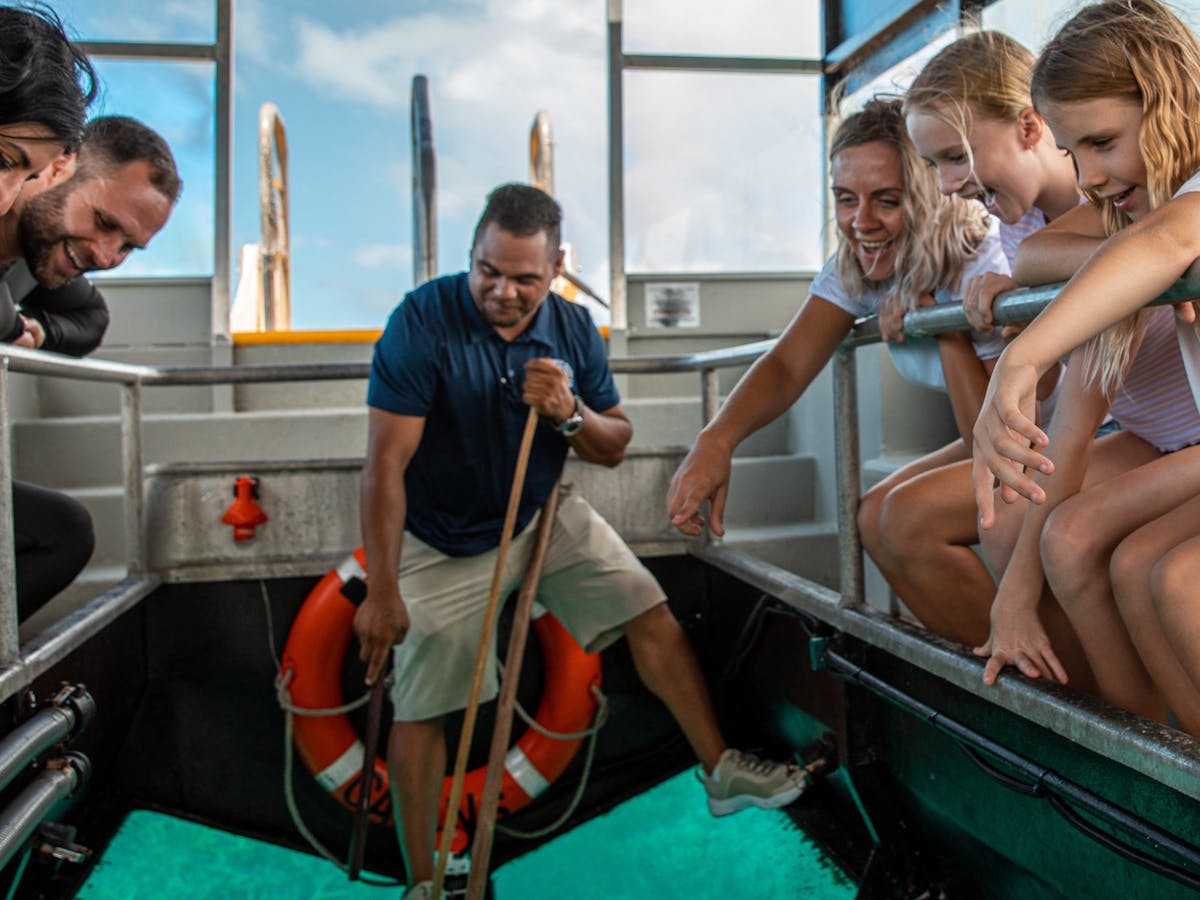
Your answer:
[465,476,562,900]
[431,406,539,900]
[347,675,387,880]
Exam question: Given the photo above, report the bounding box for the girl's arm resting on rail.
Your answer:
[975,194,1200,518]
[1011,202,1106,286]
[667,296,855,536]
[975,359,1108,684]
[1008,194,1200,383]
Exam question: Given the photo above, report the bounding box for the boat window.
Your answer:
[86,59,215,280]
[623,71,824,273]
[842,30,958,109]
[50,0,216,42]
[622,0,819,58]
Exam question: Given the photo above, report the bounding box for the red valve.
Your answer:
[221,475,268,542]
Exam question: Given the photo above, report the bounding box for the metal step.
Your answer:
[622,396,791,455]
[12,408,370,489]
[722,454,816,526]
[720,522,840,589]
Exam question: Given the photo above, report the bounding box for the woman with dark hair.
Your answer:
[0,3,97,216]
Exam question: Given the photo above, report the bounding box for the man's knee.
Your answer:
[621,601,680,651]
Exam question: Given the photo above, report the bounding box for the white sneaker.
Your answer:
[401,881,432,900]
[702,749,809,816]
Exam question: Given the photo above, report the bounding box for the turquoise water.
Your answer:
[493,771,856,899]
[81,772,855,898]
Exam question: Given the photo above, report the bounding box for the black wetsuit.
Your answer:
[3,261,107,620]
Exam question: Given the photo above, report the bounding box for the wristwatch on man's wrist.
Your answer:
[557,395,585,436]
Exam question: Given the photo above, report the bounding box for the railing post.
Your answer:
[833,346,864,607]
[701,367,720,425]
[0,360,17,665]
[121,383,146,575]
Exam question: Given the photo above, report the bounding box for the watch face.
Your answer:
[559,397,584,435]
[560,413,583,436]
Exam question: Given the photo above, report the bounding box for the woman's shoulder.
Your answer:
[810,253,883,315]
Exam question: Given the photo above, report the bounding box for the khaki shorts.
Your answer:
[390,485,665,720]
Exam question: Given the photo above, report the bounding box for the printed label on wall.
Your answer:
[645,282,700,328]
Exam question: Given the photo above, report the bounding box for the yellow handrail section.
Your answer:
[231,325,610,346]
[232,329,381,346]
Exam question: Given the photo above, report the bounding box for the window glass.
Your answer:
[229,0,606,329]
[984,0,1200,53]
[624,71,825,273]
[86,60,215,279]
[979,0,1076,51]
[49,0,215,43]
[623,0,820,58]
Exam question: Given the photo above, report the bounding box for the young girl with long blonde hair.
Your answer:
[973,0,1200,733]
[859,32,1092,669]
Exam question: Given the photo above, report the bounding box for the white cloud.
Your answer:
[354,243,414,271]
[231,0,279,67]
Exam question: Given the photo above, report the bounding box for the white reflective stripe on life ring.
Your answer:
[504,744,551,799]
[316,739,365,791]
[336,553,367,585]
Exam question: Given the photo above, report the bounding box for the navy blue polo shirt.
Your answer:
[368,272,619,557]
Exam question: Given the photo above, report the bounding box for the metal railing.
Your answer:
[2,280,1199,733]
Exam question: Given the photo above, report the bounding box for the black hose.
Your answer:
[821,647,1200,891]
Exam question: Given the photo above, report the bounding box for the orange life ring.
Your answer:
[280,547,603,852]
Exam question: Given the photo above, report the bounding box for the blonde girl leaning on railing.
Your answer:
[973,0,1200,736]
[858,32,1095,680]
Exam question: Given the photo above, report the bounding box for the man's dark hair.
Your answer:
[471,183,561,260]
[78,115,182,204]
[0,4,98,151]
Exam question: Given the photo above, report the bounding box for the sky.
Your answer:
[40,0,831,331]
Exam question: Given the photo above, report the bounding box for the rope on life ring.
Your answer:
[279,547,603,852]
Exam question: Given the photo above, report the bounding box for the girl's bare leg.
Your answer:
[866,455,994,645]
[1112,492,1200,734]
[1041,442,1200,721]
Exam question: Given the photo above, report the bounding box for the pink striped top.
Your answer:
[1109,306,1200,452]
[999,207,1048,264]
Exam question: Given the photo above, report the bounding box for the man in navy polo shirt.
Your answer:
[354,184,807,900]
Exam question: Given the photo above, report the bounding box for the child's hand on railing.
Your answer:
[963,271,1016,334]
[974,596,1068,686]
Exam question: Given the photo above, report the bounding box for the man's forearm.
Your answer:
[360,459,408,591]
[565,402,632,467]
